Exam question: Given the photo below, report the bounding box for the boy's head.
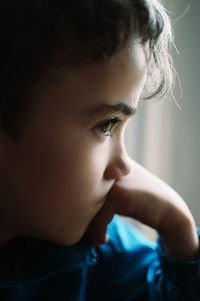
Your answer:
[0,0,173,246]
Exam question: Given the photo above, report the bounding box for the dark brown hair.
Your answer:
[0,0,173,139]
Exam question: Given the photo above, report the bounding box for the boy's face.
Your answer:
[0,43,147,246]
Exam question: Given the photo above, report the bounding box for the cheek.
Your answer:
[4,121,109,231]
[59,146,105,199]
[14,136,105,206]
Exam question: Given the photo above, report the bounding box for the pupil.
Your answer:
[104,121,112,133]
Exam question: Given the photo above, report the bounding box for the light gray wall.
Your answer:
[162,0,200,226]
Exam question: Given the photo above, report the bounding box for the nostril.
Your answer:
[104,153,132,181]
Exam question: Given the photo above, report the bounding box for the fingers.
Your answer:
[86,196,116,246]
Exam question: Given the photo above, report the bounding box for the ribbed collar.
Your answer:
[0,234,98,286]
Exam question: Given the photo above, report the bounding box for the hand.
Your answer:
[86,160,199,260]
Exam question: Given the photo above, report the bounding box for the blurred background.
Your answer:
[124,0,200,240]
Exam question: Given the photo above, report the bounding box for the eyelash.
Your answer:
[95,117,123,138]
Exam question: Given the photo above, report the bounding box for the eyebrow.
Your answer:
[84,101,137,118]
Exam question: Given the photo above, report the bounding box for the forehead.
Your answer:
[75,43,147,86]
[38,43,147,117]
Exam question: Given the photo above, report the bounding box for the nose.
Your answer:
[104,145,132,181]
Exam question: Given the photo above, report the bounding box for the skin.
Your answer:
[0,43,199,259]
[87,160,199,260]
[0,43,146,247]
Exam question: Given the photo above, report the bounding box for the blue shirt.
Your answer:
[0,215,199,300]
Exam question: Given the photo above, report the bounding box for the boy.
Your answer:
[0,0,199,300]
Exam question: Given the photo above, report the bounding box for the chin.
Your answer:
[55,228,89,247]
[42,235,80,247]
[31,228,84,247]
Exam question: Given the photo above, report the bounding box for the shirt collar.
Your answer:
[0,234,98,284]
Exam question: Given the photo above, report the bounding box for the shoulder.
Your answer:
[88,215,158,299]
[96,214,157,265]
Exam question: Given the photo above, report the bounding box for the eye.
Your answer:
[95,117,123,138]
